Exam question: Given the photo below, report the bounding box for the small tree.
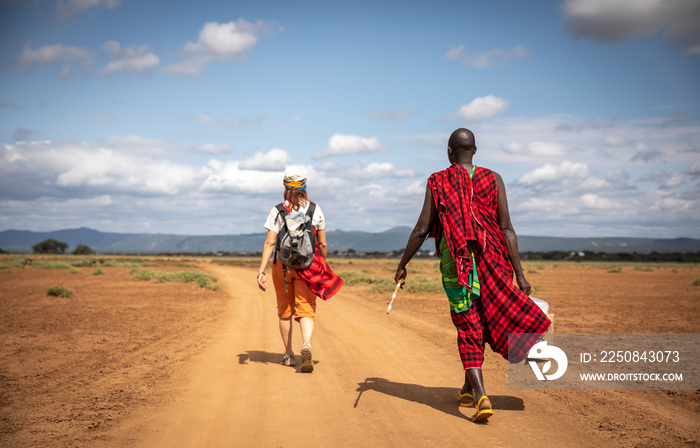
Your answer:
[73,244,94,255]
[32,238,69,254]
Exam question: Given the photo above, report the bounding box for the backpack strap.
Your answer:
[305,202,317,255]
[273,203,289,264]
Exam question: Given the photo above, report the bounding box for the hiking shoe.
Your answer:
[280,353,295,366]
[300,343,313,373]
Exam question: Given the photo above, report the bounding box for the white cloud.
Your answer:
[446,45,532,68]
[516,161,591,185]
[503,141,567,156]
[55,0,121,19]
[562,0,700,54]
[688,163,700,177]
[102,41,159,74]
[195,113,267,129]
[313,134,389,159]
[199,161,282,194]
[0,140,206,198]
[661,172,684,188]
[444,45,464,60]
[239,148,291,171]
[195,143,232,155]
[163,20,282,75]
[445,95,510,121]
[336,161,417,180]
[581,193,619,210]
[11,42,91,73]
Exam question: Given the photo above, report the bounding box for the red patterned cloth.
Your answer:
[429,164,551,364]
[296,256,343,301]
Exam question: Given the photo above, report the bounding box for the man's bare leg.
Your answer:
[467,368,491,411]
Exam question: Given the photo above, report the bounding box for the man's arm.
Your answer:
[394,185,437,285]
[494,172,531,295]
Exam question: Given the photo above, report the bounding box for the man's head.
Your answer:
[447,128,476,164]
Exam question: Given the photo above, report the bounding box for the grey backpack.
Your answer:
[274,202,317,269]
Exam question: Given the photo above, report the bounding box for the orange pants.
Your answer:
[272,260,317,321]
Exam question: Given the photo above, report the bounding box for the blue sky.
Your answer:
[1,0,699,238]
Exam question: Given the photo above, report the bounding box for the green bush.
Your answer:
[92,269,105,276]
[46,285,73,298]
[33,238,68,254]
[73,244,94,255]
[692,278,700,286]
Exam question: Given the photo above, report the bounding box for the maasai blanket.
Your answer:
[296,255,343,301]
[429,164,551,363]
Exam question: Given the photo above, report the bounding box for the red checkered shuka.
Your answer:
[429,164,551,364]
[295,255,343,301]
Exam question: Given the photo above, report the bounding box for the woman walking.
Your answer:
[256,166,342,373]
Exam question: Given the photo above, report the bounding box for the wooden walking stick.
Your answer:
[386,282,402,314]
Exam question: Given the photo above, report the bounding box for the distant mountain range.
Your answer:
[1,227,699,255]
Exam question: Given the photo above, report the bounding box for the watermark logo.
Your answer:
[527,341,568,381]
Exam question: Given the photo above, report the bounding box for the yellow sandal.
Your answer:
[473,396,493,422]
[457,390,474,407]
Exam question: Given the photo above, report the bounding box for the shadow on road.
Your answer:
[238,350,320,371]
[354,377,525,419]
[238,350,280,364]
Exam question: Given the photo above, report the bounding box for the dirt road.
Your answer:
[2,259,698,447]
[93,263,612,448]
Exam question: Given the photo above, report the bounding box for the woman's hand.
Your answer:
[257,272,267,291]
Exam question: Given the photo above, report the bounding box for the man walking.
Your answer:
[394,128,551,422]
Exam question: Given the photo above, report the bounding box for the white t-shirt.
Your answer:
[264,201,325,234]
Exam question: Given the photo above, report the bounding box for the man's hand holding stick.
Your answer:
[386,281,402,314]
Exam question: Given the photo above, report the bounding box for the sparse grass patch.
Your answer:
[69,268,81,274]
[402,276,443,294]
[35,261,72,270]
[692,278,700,286]
[0,261,23,270]
[92,269,105,276]
[634,266,654,272]
[129,269,219,290]
[46,285,73,298]
[338,271,373,285]
[607,266,624,273]
[103,261,157,268]
[527,269,538,274]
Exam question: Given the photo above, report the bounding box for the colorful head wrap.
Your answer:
[283,166,307,190]
[284,178,307,190]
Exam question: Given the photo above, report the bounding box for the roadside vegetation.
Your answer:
[46,285,73,298]
[129,269,219,290]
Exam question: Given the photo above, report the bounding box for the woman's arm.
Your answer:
[494,172,531,295]
[316,229,327,259]
[257,229,278,291]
